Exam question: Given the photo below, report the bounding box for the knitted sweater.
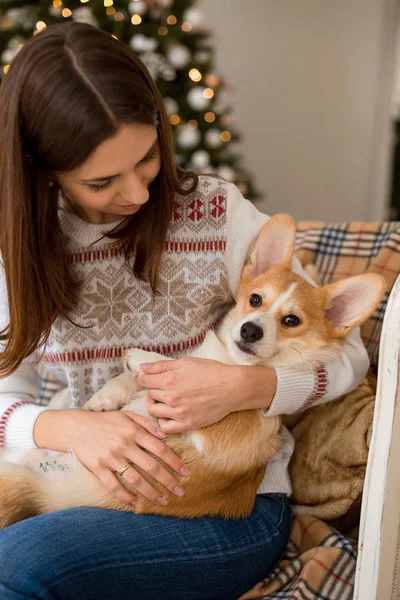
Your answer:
[0,177,369,495]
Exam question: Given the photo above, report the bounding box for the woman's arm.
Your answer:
[0,260,50,449]
[0,360,50,449]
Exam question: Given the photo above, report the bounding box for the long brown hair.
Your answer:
[0,22,197,377]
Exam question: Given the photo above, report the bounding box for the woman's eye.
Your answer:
[249,294,262,308]
[88,180,113,193]
[140,146,158,164]
[281,314,301,327]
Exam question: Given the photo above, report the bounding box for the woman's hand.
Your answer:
[137,357,277,435]
[34,409,189,508]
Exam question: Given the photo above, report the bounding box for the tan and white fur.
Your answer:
[0,215,385,529]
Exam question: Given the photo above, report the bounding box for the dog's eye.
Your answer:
[249,294,262,308]
[282,314,301,327]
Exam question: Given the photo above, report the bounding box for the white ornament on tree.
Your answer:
[177,125,201,149]
[218,166,236,182]
[192,150,211,169]
[194,51,211,64]
[152,0,173,7]
[187,87,211,111]
[128,0,147,15]
[1,38,22,64]
[182,7,204,29]
[72,7,98,26]
[2,8,35,31]
[163,97,179,116]
[139,51,176,82]
[167,44,191,69]
[130,34,158,53]
[205,129,222,149]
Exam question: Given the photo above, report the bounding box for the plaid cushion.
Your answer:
[239,515,357,600]
[295,220,400,372]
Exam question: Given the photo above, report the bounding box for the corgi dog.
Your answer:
[0,215,385,528]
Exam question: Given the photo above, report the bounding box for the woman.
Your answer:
[0,22,368,600]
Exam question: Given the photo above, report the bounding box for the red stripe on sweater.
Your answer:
[295,367,328,414]
[70,240,226,263]
[0,400,34,448]
[42,318,223,365]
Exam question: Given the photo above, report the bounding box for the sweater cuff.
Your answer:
[261,367,317,417]
[1,402,50,450]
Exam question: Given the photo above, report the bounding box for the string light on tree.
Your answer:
[131,14,142,24]
[205,74,220,87]
[221,114,232,125]
[181,21,192,32]
[188,68,201,82]
[204,112,215,123]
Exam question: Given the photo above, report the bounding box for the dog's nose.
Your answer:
[240,322,264,343]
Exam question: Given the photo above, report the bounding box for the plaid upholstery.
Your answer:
[295,220,400,372]
[239,515,357,600]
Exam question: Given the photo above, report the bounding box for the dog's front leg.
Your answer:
[85,372,140,412]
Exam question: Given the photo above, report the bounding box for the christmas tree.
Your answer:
[0,0,259,199]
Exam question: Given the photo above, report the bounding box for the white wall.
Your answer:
[201,0,398,221]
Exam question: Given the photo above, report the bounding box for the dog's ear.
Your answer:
[323,274,386,337]
[242,214,296,279]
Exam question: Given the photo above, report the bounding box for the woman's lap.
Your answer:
[0,493,291,600]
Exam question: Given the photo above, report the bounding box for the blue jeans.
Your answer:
[0,493,291,600]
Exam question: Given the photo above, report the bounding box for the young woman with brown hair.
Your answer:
[0,22,369,600]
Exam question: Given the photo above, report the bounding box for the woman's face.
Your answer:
[56,123,161,225]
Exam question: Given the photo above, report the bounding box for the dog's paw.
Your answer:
[85,394,122,412]
[124,349,152,377]
[84,372,138,412]
[124,348,167,377]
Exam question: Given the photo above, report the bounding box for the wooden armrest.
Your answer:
[355,275,400,599]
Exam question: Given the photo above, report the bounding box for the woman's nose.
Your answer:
[121,173,149,205]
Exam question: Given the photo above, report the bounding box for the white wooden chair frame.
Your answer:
[355,274,400,599]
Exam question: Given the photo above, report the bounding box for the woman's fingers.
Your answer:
[123,411,164,438]
[122,446,186,502]
[96,467,138,508]
[146,394,176,420]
